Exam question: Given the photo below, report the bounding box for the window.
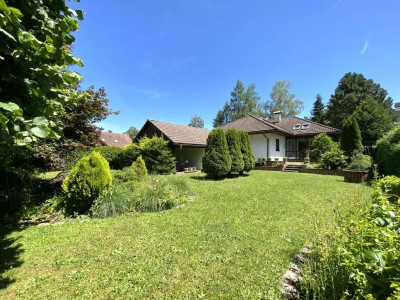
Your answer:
[293,124,301,130]
[301,124,310,130]
[276,139,280,152]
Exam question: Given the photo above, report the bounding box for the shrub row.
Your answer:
[202,129,254,179]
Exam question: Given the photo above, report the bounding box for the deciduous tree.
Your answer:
[188,115,205,128]
[263,80,304,118]
[125,126,139,140]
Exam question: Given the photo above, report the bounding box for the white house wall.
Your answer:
[175,147,205,170]
[249,133,286,161]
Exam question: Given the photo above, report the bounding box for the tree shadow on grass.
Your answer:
[189,173,250,181]
[0,226,24,290]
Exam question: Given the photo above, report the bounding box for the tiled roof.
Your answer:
[222,115,339,136]
[99,132,132,148]
[141,120,210,146]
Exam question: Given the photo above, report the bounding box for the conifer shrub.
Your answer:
[311,133,336,161]
[202,128,232,179]
[131,156,147,178]
[62,151,112,214]
[113,143,141,169]
[225,129,244,174]
[138,136,176,174]
[376,125,400,177]
[320,146,347,170]
[340,117,363,158]
[238,130,255,173]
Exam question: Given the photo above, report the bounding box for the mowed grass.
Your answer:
[0,171,371,299]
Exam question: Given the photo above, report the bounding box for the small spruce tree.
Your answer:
[340,117,363,157]
[131,155,147,178]
[238,130,255,173]
[62,151,112,214]
[139,136,176,174]
[202,128,232,179]
[225,129,244,174]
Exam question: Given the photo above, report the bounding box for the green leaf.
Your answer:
[32,116,48,126]
[62,71,81,84]
[9,7,22,18]
[0,112,8,126]
[0,28,16,41]
[0,0,8,12]
[45,43,55,53]
[0,102,22,115]
[30,125,51,138]
[24,136,33,143]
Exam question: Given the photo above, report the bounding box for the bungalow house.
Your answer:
[136,113,339,171]
[99,131,132,148]
[135,120,210,171]
[221,112,339,161]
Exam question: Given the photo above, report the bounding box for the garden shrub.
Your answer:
[310,133,335,161]
[340,116,363,158]
[113,143,140,169]
[131,156,147,178]
[62,151,112,214]
[225,129,244,174]
[376,125,400,177]
[238,130,255,173]
[111,169,138,184]
[138,136,176,174]
[347,152,372,171]
[320,146,347,169]
[301,176,400,299]
[202,128,232,179]
[256,156,265,166]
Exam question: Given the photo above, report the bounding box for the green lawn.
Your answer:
[0,171,371,299]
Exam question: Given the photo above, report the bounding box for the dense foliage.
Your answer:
[376,125,400,177]
[131,156,147,178]
[62,151,112,214]
[0,0,84,167]
[238,130,255,173]
[202,128,232,178]
[138,136,176,174]
[310,133,336,161]
[325,72,396,130]
[320,146,347,170]
[125,126,139,140]
[347,152,373,171]
[353,97,394,146]
[302,176,400,299]
[340,117,363,158]
[225,129,244,174]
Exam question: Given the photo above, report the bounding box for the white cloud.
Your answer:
[360,38,369,55]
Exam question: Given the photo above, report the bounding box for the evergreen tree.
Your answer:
[225,129,244,174]
[202,129,232,178]
[62,151,112,214]
[139,136,176,174]
[131,156,147,178]
[353,97,394,146]
[310,94,325,123]
[238,130,255,173]
[310,133,335,161]
[340,117,363,158]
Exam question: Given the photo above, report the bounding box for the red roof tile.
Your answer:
[99,132,132,148]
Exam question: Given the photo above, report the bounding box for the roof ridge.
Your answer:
[150,119,210,131]
[253,115,294,134]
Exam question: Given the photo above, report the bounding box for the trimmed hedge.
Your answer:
[225,129,244,174]
[376,125,400,177]
[238,130,255,173]
[202,128,231,179]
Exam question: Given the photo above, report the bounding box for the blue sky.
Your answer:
[71,0,400,132]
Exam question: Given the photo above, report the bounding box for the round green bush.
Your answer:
[131,155,147,178]
[311,133,335,161]
[238,130,255,173]
[225,129,244,174]
[321,146,347,170]
[348,152,372,171]
[62,151,112,214]
[202,128,232,179]
[376,125,400,177]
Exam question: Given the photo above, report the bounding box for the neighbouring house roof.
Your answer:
[99,132,132,148]
[221,115,339,136]
[136,120,210,147]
